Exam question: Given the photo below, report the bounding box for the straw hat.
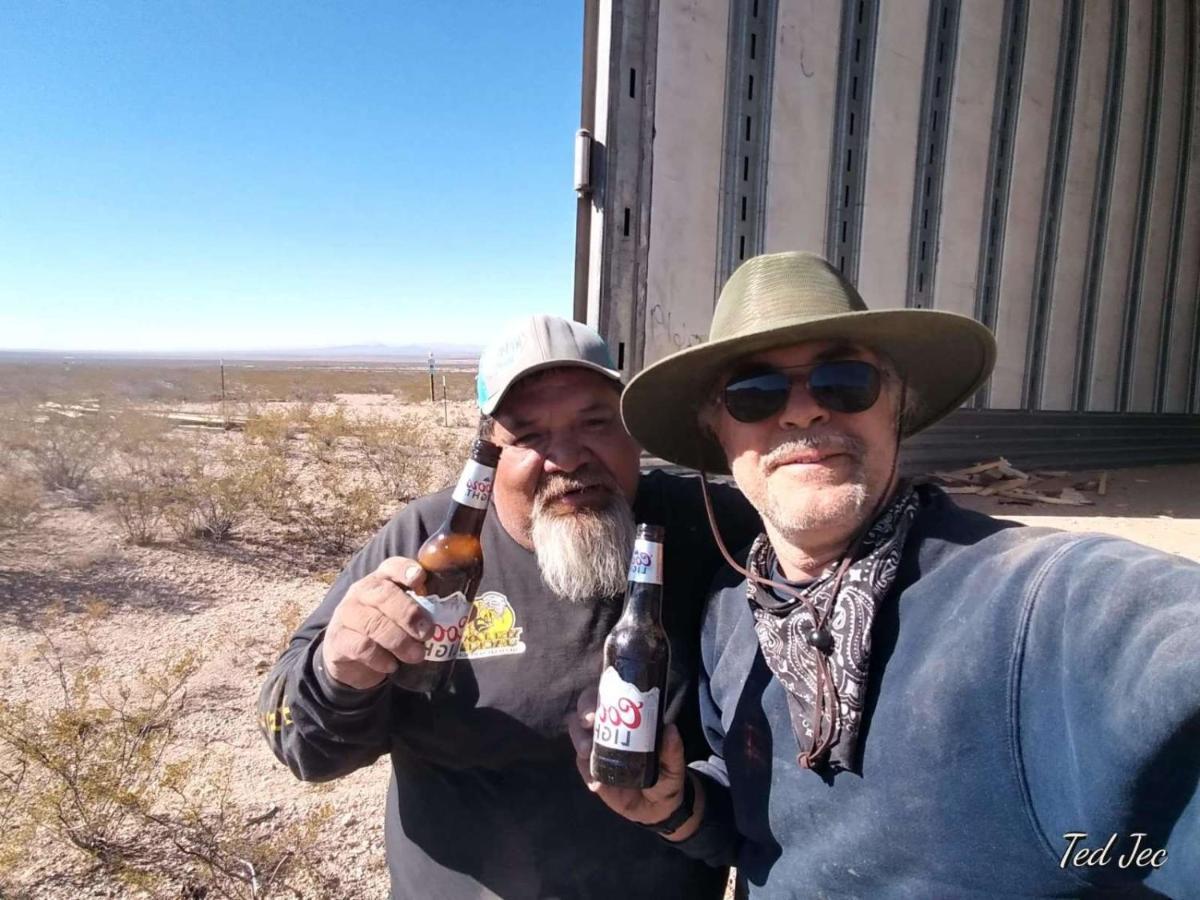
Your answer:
[621,252,996,474]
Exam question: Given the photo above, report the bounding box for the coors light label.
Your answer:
[412,591,473,661]
[452,460,496,510]
[626,537,663,585]
[593,665,661,752]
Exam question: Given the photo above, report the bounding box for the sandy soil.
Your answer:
[951,462,1200,562]
[0,396,477,898]
[1,405,1196,898]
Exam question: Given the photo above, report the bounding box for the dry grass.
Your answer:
[0,469,41,532]
[0,361,479,896]
[0,361,476,405]
[0,362,476,561]
[0,620,336,898]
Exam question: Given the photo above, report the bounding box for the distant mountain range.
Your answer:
[247,342,484,361]
[0,342,483,363]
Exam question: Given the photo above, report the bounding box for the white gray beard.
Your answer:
[530,495,635,603]
[764,477,869,542]
[756,433,873,542]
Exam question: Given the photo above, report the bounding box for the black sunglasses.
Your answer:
[721,359,883,423]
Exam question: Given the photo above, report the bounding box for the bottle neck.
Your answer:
[444,500,488,536]
[620,582,663,624]
[443,455,496,536]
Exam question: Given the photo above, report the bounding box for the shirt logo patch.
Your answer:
[460,592,526,659]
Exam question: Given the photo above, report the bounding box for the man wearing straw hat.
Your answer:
[572,252,1200,896]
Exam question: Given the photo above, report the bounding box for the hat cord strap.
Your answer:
[698,473,841,764]
[695,378,907,767]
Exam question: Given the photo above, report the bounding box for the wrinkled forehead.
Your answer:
[495,367,621,424]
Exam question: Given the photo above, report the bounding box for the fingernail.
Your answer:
[415,622,430,639]
[405,565,422,582]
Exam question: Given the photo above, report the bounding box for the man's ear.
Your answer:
[696,399,722,447]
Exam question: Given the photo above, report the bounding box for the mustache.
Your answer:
[763,431,866,471]
[534,468,619,505]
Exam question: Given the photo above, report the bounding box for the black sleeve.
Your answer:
[669,580,745,868]
[636,471,760,768]
[256,499,437,782]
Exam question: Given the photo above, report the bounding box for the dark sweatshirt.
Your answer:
[676,486,1200,898]
[258,470,760,900]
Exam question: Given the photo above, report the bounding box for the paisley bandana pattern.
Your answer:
[748,485,920,773]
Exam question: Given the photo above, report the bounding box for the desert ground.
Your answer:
[0,359,1197,899]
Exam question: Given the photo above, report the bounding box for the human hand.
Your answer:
[566,687,701,839]
[320,557,433,690]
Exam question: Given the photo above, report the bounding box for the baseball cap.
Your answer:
[476,314,622,415]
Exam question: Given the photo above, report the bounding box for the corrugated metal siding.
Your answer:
[588,0,1200,469]
[900,408,1200,472]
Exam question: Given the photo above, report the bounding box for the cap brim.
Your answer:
[480,359,624,415]
[621,310,996,474]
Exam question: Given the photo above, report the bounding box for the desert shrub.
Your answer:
[294,473,383,555]
[244,448,294,524]
[191,473,254,541]
[102,464,170,545]
[99,414,183,545]
[0,403,37,451]
[24,411,108,492]
[0,632,335,898]
[243,410,300,450]
[0,468,41,532]
[232,369,334,402]
[306,405,352,463]
[286,401,315,426]
[107,408,172,451]
[354,413,460,502]
[0,361,477,406]
[443,400,480,429]
[164,446,293,542]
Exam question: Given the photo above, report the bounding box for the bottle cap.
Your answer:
[470,439,502,467]
[635,523,664,542]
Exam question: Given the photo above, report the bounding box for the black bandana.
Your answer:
[747,484,920,773]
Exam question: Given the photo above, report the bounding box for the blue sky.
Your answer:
[0,2,582,352]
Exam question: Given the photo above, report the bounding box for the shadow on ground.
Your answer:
[0,558,218,628]
[0,512,344,629]
[197,531,347,579]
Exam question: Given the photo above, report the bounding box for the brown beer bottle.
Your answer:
[590,524,670,788]
[392,438,501,694]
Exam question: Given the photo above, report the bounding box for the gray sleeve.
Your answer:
[256,502,432,782]
[1017,536,1200,894]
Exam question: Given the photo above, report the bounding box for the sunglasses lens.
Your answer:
[809,361,881,413]
[723,370,791,422]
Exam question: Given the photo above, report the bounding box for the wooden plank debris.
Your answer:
[39,402,246,431]
[926,457,1096,507]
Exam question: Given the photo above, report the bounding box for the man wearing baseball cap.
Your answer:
[575,252,1200,896]
[259,314,760,898]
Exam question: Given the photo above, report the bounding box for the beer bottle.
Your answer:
[392,438,501,694]
[590,524,670,788]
